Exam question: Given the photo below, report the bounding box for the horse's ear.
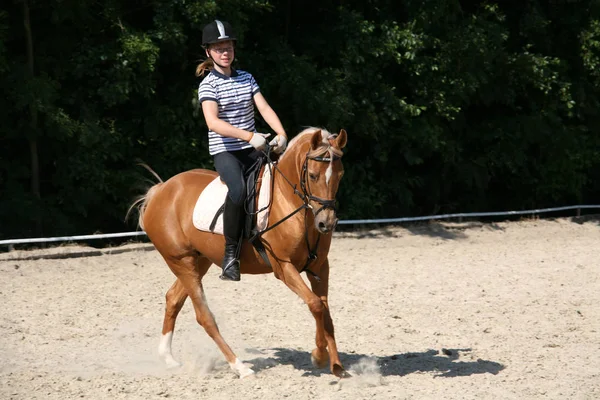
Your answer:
[310,129,322,150]
[336,129,347,149]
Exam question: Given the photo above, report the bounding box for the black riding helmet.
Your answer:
[202,20,237,47]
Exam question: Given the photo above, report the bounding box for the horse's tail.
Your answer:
[126,163,164,231]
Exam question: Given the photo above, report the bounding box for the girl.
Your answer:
[197,20,288,282]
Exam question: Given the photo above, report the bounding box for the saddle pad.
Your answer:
[192,166,273,235]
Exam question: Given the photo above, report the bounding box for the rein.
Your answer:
[249,140,342,281]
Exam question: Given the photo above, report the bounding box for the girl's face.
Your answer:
[207,40,235,68]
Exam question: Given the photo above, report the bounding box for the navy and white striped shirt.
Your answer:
[198,69,261,155]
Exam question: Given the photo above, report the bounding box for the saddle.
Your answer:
[192,153,273,237]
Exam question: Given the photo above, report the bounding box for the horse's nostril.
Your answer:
[318,222,327,231]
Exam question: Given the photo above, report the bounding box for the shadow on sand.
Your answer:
[0,244,156,261]
[245,347,504,378]
[335,213,600,241]
[335,220,509,240]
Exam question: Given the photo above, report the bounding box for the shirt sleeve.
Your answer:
[198,80,217,103]
[250,74,261,95]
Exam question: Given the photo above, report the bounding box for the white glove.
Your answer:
[269,134,288,154]
[248,132,271,151]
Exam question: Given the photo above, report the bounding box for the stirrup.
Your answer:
[220,259,241,281]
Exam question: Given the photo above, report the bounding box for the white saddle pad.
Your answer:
[192,166,272,235]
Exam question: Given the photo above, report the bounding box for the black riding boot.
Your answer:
[220,197,243,281]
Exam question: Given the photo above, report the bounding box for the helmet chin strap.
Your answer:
[210,55,227,69]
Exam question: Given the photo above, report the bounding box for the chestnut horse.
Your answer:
[133,127,348,378]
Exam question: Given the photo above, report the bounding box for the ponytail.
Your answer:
[196,58,214,77]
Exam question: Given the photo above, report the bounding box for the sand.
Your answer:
[1,218,599,399]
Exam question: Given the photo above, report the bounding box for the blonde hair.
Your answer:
[195,58,214,77]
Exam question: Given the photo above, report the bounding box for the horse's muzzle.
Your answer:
[316,215,338,234]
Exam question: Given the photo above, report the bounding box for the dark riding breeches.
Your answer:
[213,147,262,207]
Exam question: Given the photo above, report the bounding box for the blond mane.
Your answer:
[280,127,334,160]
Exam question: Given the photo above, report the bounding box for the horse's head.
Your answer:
[300,128,347,234]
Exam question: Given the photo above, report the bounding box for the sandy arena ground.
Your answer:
[1,218,599,399]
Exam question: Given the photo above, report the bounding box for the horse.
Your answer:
[132,127,349,378]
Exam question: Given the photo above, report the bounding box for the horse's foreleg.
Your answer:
[307,260,349,378]
[278,261,348,378]
[158,278,188,368]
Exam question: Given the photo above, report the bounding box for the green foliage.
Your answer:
[582,19,600,85]
[1,0,600,240]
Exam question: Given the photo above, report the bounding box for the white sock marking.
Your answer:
[229,358,255,378]
[158,332,181,368]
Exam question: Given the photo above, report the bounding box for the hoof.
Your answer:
[311,348,329,369]
[239,369,256,379]
[333,364,351,379]
[230,358,255,378]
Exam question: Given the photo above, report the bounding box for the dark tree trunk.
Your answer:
[23,0,42,235]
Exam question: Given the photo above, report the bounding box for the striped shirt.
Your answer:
[198,69,261,155]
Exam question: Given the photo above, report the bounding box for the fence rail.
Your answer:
[1,204,599,246]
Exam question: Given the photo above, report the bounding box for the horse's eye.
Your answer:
[309,173,318,181]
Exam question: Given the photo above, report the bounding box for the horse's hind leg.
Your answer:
[158,278,188,368]
[186,279,255,378]
[161,255,254,378]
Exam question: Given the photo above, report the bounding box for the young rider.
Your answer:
[196,20,288,282]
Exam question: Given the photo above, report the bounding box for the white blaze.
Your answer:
[325,159,333,186]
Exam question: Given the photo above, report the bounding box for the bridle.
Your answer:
[256,137,343,227]
[300,145,343,217]
[248,137,344,281]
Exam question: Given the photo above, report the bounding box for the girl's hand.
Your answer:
[269,134,288,154]
[249,132,271,151]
